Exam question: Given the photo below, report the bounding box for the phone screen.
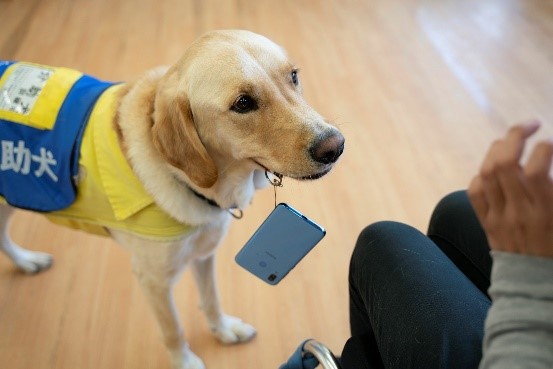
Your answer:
[235,203,326,285]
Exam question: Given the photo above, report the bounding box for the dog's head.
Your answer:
[152,30,344,188]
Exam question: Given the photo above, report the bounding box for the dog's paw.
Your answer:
[14,250,53,274]
[210,314,257,344]
[171,346,205,369]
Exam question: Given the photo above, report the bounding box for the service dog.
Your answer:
[0,30,344,369]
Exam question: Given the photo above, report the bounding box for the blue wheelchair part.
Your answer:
[280,339,342,369]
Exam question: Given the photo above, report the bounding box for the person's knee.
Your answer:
[351,221,423,273]
[355,220,422,250]
[428,190,486,245]
[354,221,403,256]
[436,190,470,215]
[428,190,473,233]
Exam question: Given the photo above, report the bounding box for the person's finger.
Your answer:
[524,139,553,202]
[479,140,507,211]
[504,121,541,160]
[468,175,489,221]
[478,122,541,211]
[495,124,539,204]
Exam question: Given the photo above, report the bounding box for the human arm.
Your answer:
[468,122,553,369]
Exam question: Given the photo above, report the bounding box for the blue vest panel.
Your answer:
[0,61,115,212]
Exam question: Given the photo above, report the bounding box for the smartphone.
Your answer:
[235,203,326,285]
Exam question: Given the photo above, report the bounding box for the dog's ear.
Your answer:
[152,94,218,188]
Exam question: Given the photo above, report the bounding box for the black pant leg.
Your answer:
[427,191,492,295]
[342,221,490,369]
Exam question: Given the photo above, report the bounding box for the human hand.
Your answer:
[468,121,553,258]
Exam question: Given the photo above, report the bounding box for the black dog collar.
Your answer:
[188,187,243,219]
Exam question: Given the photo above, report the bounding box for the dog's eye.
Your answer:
[291,69,299,86]
[231,95,258,114]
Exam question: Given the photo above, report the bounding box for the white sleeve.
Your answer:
[479,251,553,369]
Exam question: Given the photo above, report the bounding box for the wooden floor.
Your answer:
[1,0,552,368]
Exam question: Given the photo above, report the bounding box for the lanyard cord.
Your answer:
[265,171,283,208]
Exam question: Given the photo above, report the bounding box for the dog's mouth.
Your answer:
[297,167,332,180]
[254,161,332,182]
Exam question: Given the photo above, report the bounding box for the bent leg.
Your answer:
[427,190,491,295]
[342,221,490,369]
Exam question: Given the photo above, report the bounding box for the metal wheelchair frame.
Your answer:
[302,339,342,369]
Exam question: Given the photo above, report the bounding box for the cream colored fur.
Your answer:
[0,30,344,369]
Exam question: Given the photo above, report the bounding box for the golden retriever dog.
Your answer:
[0,30,344,369]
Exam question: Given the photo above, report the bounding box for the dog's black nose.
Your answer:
[310,132,345,164]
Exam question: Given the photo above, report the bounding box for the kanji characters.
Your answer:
[32,147,58,182]
[0,140,58,182]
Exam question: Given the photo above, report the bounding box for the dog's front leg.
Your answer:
[133,268,204,369]
[192,254,256,344]
[113,231,205,369]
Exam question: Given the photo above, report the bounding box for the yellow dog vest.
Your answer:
[0,62,192,241]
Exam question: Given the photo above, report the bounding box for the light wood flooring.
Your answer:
[1,0,552,368]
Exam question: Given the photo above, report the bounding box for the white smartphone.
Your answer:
[235,203,326,285]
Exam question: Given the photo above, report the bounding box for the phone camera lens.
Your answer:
[268,274,277,282]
